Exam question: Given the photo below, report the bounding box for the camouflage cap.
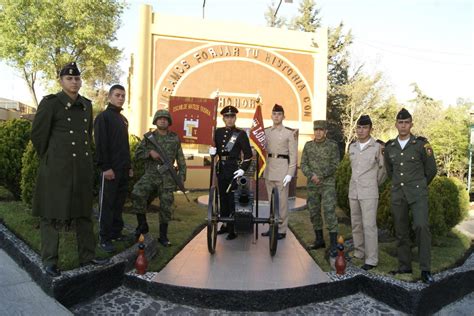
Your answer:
[153,109,172,126]
[313,120,327,130]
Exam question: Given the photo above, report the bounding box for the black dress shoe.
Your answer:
[80,258,110,267]
[158,237,171,247]
[45,265,61,277]
[361,264,377,271]
[226,232,237,240]
[421,271,434,284]
[217,225,228,235]
[261,230,270,237]
[277,233,286,240]
[389,268,413,275]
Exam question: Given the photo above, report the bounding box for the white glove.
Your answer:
[209,146,217,156]
[233,169,245,179]
[283,175,292,187]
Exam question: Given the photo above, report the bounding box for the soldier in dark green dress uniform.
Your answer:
[384,108,437,284]
[31,62,108,277]
[131,109,186,247]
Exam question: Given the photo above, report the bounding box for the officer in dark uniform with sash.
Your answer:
[209,105,253,240]
[384,108,437,284]
[31,62,108,277]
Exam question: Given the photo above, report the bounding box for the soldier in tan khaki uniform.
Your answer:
[261,104,298,239]
[348,115,386,271]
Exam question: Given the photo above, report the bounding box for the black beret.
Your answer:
[220,105,238,116]
[396,108,412,120]
[59,62,81,77]
[357,114,372,126]
[272,103,284,113]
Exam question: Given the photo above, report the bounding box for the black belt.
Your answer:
[268,153,289,159]
[219,156,237,161]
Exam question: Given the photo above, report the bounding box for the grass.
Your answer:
[0,185,471,283]
[290,189,472,282]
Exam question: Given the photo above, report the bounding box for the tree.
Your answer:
[289,0,321,32]
[370,95,401,141]
[410,83,443,137]
[428,105,470,179]
[340,70,385,150]
[0,0,125,107]
[265,1,287,27]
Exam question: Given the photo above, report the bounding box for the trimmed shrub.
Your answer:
[377,176,469,240]
[0,119,31,199]
[335,154,351,216]
[128,135,145,194]
[20,141,39,208]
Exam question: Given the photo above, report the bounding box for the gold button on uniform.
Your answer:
[70,130,73,134]
[72,142,75,146]
[72,153,76,157]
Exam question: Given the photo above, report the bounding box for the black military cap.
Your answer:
[396,108,412,120]
[59,62,81,77]
[357,114,372,126]
[220,105,238,116]
[272,103,284,113]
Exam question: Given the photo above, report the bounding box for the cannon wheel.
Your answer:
[269,187,280,256]
[207,186,218,254]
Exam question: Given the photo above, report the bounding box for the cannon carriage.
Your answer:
[207,175,281,256]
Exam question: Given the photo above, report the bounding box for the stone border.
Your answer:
[1,219,473,313]
[0,221,157,307]
[123,253,474,314]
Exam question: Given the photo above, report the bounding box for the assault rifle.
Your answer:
[145,132,190,202]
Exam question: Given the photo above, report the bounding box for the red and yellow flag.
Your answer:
[249,105,267,177]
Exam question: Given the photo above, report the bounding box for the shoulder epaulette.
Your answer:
[285,126,294,131]
[168,131,178,137]
[43,94,56,100]
[386,139,395,146]
[350,139,357,145]
[376,139,386,145]
[144,131,153,138]
[416,136,428,142]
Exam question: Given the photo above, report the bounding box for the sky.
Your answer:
[0,0,472,107]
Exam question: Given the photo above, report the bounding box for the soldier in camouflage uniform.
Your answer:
[130,109,186,247]
[301,120,340,256]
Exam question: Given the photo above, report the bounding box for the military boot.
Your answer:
[310,230,326,250]
[158,223,171,247]
[329,232,338,258]
[134,214,149,241]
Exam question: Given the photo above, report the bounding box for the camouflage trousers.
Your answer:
[130,172,174,224]
[307,185,338,232]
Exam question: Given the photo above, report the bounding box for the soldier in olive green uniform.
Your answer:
[384,108,437,284]
[301,120,340,256]
[131,109,186,247]
[31,62,108,277]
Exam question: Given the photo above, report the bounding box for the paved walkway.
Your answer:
[0,249,71,316]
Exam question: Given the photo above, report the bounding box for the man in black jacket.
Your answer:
[94,84,132,252]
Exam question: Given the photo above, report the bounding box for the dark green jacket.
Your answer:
[301,138,340,187]
[384,134,437,204]
[135,130,186,190]
[31,91,94,220]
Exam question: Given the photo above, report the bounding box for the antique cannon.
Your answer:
[207,176,280,256]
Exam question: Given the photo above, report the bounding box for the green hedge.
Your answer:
[20,141,39,208]
[128,135,145,195]
[0,119,31,199]
[376,176,469,240]
[335,154,351,216]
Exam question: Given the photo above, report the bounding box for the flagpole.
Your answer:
[255,153,259,240]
